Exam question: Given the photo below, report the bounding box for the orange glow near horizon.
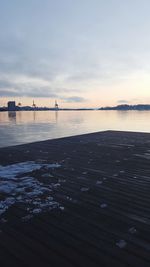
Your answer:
[1,72,150,108]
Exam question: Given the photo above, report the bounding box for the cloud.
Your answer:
[117,100,129,104]
[0,73,86,99]
[0,88,58,98]
[0,0,150,107]
[61,96,87,103]
[0,76,57,98]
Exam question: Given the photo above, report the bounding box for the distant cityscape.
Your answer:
[1,101,150,112]
[0,100,55,112]
[0,100,93,112]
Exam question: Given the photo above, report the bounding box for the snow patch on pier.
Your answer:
[0,161,61,179]
[0,161,63,219]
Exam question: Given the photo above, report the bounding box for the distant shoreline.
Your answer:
[99,104,150,111]
[0,104,150,112]
[0,108,94,112]
[1,104,150,112]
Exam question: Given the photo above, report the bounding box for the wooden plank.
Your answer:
[1,131,150,266]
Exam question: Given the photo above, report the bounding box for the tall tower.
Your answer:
[55,100,59,110]
[32,100,36,108]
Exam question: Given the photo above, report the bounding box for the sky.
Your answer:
[0,0,150,108]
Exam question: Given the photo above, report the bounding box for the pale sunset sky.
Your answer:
[0,0,150,108]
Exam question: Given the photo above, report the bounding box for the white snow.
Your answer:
[58,179,66,183]
[119,170,125,174]
[80,187,89,192]
[100,203,108,208]
[0,197,15,215]
[116,240,127,248]
[0,161,61,179]
[0,161,63,219]
[96,180,103,185]
[128,227,137,234]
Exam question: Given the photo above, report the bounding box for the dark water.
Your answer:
[0,110,150,147]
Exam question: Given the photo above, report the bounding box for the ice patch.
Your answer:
[80,187,89,192]
[51,183,61,188]
[96,181,103,185]
[0,181,17,194]
[0,175,61,217]
[58,179,66,183]
[0,161,62,219]
[66,196,77,203]
[128,227,137,234]
[119,170,125,174]
[116,240,127,249]
[100,203,108,208]
[66,196,73,201]
[0,161,61,179]
[32,208,42,214]
[0,197,15,215]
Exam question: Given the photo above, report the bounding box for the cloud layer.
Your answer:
[0,0,150,106]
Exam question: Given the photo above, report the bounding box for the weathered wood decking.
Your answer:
[0,131,150,266]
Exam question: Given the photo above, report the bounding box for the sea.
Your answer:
[0,110,150,148]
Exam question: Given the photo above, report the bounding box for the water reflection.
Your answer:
[116,110,129,118]
[0,110,150,147]
[55,110,58,123]
[8,111,16,123]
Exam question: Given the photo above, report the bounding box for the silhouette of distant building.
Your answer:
[8,101,16,111]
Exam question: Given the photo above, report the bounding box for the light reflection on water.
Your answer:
[0,110,150,147]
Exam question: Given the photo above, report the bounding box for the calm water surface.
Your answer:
[0,110,150,147]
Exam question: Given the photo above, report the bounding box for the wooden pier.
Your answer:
[0,131,150,266]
